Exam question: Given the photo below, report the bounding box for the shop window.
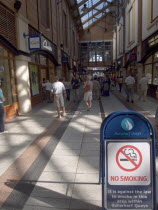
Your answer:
[29,64,40,96]
[154,52,158,62]
[0,58,12,105]
[10,60,18,103]
[153,63,158,85]
[0,46,8,57]
[39,55,47,66]
[145,64,152,84]
[145,56,152,64]
[31,54,39,64]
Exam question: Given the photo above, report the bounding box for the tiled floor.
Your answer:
[0,90,157,210]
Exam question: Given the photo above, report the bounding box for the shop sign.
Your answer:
[129,53,137,62]
[148,34,158,47]
[28,35,41,50]
[41,36,53,52]
[62,55,68,64]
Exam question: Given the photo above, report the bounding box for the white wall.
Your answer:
[15,56,32,114]
[142,0,158,41]
[125,0,139,52]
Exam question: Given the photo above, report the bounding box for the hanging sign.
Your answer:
[28,35,41,50]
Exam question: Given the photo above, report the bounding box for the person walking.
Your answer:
[125,74,135,103]
[71,75,80,103]
[41,78,46,100]
[0,79,8,135]
[93,77,100,100]
[102,75,111,96]
[51,76,66,118]
[138,74,148,101]
[45,80,53,103]
[117,76,123,92]
[83,75,93,111]
[63,78,71,101]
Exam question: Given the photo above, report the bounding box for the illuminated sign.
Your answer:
[148,34,158,47]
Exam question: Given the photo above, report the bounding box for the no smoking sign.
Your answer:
[107,142,151,185]
[116,145,142,172]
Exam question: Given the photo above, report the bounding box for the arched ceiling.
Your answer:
[67,0,117,31]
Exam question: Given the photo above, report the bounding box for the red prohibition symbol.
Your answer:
[116,145,142,172]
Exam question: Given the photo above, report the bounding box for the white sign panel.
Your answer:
[29,36,41,50]
[107,142,151,186]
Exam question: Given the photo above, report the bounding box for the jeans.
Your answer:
[0,103,4,132]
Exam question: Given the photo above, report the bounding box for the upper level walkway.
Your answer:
[0,88,157,210]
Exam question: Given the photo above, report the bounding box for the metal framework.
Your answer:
[75,0,114,30]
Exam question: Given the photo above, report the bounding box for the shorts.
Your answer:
[84,91,92,101]
[54,93,64,108]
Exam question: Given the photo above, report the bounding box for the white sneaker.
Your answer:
[0,130,8,135]
[56,115,61,119]
[62,113,66,117]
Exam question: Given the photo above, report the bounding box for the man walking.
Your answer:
[83,75,93,111]
[51,76,66,118]
[138,74,148,101]
[71,75,80,103]
[125,74,135,103]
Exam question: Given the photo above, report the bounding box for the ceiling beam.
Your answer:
[82,4,110,25]
[83,13,111,30]
[70,0,87,11]
[73,0,105,21]
[80,0,105,18]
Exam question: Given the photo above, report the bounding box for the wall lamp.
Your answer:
[14,0,22,11]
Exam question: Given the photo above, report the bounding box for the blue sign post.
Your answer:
[100,111,157,210]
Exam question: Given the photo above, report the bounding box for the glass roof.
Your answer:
[76,0,114,30]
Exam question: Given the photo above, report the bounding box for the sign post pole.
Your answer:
[100,111,157,210]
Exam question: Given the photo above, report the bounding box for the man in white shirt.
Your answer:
[125,74,135,103]
[51,76,66,118]
[83,75,93,111]
[138,74,148,101]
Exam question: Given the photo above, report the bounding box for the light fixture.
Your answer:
[81,4,88,13]
[14,0,22,11]
[46,28,50,32]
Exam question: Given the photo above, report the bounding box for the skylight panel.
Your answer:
[95,2,105,10]
[93,0,101,5]
[95,13,103,19]
[77,0,84,3]
[83,19,93,29]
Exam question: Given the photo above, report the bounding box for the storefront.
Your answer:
[142,31,158,98]
[0,4,18,119]
[0,44,18,119]
[28,34,58,105]
[124,48,137,77]
[117,57,124,77]
[29,53,56,106]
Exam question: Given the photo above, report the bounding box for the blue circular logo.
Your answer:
[121,118,134,131]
